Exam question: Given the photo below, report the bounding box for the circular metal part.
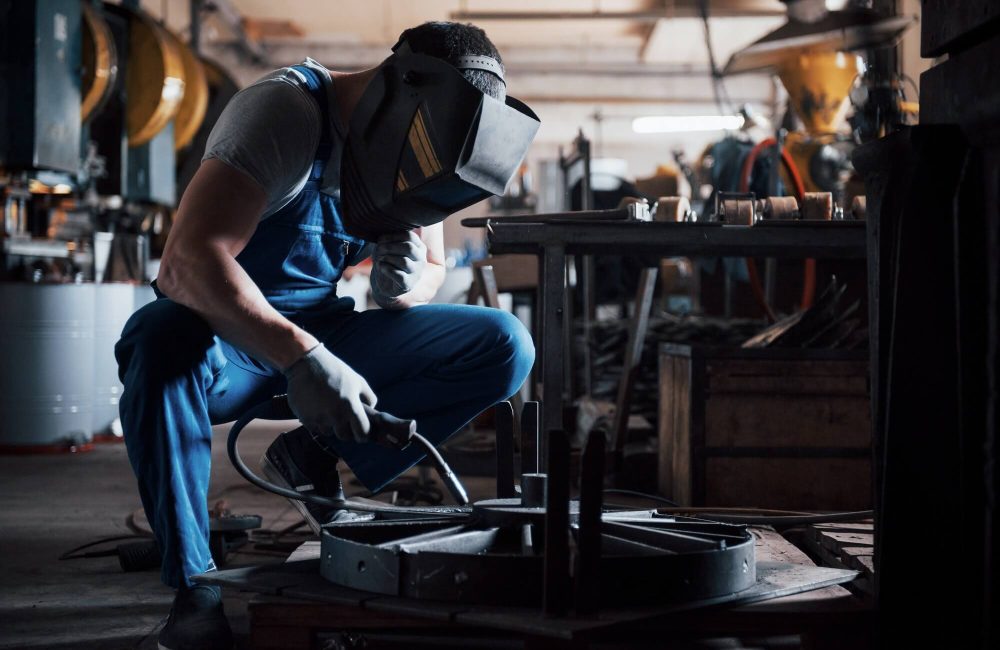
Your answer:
[801,192,834,220]
[762,196,799,221]
[169,33,209,151]
[520,473,547,507]
[720,198,756,225]
[81,3,118,123]
[471,497,581,527]
[851,195,867,220]
[808,143,849,192]
[653,196,692,222]
[320,503,756,607]
[113,3,186,146]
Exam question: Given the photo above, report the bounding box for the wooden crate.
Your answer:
[658,344,871,510]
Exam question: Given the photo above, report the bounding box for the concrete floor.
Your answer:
[0,420,318,650]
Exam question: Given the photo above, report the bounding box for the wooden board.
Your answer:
[659,345,871,509]
[802,521,875,597]
[703,395,870,448]
[705,458,871,511]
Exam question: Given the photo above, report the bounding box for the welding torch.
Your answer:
[227,395,468,512]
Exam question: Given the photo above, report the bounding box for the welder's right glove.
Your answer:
[283,344,377,443]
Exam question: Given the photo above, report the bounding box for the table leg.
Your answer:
[540,244,566,468]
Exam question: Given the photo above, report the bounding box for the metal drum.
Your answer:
[0,283,96,448]
[133,283,156,311]
[92,283,135,436]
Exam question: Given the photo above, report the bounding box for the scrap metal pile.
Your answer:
[578,314,764,423]
[581,276,866,424]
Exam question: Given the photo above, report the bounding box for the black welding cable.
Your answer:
[59,535,150,561]
[603,488,679,507]
[600,487,874,525]
[227,397,468,514]
[657,508,875,526]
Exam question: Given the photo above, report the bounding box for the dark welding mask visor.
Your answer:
[339,42,540,240]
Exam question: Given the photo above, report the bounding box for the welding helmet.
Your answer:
[339,39,540,240]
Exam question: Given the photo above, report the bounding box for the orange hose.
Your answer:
[737,138,814,320]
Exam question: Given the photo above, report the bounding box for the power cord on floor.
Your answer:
[58,535,151,561]
[59,533,161,572]
[600,488,874,526]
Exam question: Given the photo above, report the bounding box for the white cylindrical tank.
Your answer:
[0,283,96,447]
[92,283,136,436]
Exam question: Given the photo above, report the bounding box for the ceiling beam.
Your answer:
[450,1,786,22]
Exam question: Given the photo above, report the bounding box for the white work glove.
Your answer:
[283,344,377,443]
[370,230,427,309]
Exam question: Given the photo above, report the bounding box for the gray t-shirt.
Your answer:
[203,58,346,218]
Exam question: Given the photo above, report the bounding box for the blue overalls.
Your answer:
[114,65,534,589]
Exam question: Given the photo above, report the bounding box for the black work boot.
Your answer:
[157,584,232,650]
[261,427,361,535]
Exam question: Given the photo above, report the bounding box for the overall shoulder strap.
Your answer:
[290,64,333,179]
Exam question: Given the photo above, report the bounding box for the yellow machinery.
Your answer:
[779,50,861,192]
[724,7,915,193]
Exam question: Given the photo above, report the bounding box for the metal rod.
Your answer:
[462,207,631,228]
[579,135,595,398]
[612,267,659,456]
[543,428,571,617]
[486,221,868,259]
[189,0,202,52]
[495,401,517,499]
[540,246,566,463]
[764,257,777,305]
[520,401,539,476]
[575,430,605,615]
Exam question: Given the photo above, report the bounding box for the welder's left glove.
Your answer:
[370,229,427,309]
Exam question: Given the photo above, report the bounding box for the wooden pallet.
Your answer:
[801,521,874,596]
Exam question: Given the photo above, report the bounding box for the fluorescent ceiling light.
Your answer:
[632,115,745,134]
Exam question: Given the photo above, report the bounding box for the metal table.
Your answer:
[484,218,867,463]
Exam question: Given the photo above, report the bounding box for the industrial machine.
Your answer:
[0,0,233,449]
[682,1,914,320]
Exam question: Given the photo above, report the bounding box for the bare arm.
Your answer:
[157,158,318,371]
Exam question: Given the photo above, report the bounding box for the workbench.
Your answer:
[482,218,867,463]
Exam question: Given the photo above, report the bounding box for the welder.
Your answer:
[114,21,538,649]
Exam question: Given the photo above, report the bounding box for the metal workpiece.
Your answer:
[494,401,517,499]
[520,472,547,508]
[318,503,757,608]
[319,419,755,610]
[575,431,605,615]
[520,401,539,476]
[543,429,571,616]
[540,247,567,448]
